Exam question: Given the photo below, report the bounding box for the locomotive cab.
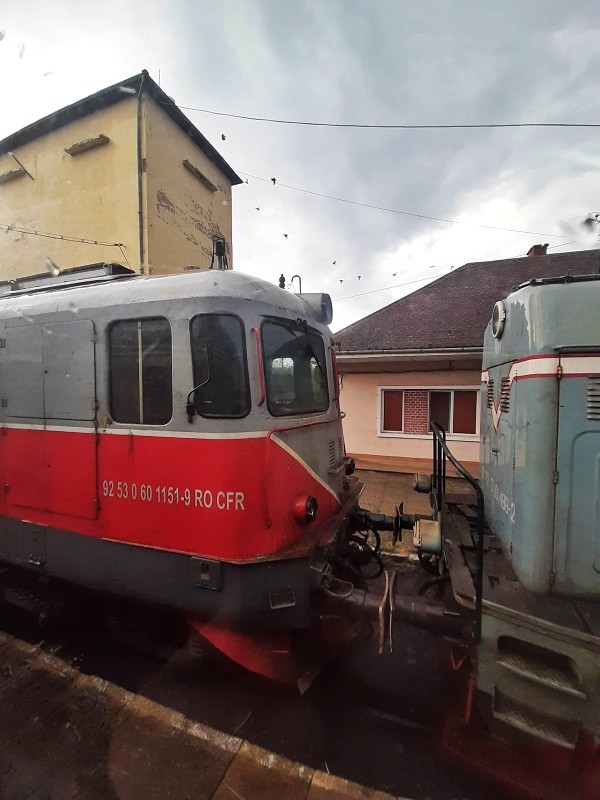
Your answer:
[0,264,360,678]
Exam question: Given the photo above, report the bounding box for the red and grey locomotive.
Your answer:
[0,263,373,677]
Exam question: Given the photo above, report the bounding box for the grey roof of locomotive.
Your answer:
[0,269,320,325]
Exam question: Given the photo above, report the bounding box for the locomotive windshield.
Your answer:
[262,320,329,416]
[190,314,251,418]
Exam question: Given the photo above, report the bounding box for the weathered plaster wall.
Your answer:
[0,98,139,279]
[143,99,233,274]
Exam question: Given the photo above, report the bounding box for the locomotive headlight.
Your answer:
[293,495,318,523]
[492,300,506,339]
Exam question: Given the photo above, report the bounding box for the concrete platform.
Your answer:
[0,631,408,799]
[355,469,466,517]
[350,454,479,479]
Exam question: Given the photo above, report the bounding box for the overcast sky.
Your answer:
[2,1,600,330]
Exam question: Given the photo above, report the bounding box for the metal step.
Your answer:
[497,639,587,699]
[493,689,580,750]
[443,539,475,609]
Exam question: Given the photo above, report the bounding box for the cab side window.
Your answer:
[109,318,172,425]
[190,314,250,418]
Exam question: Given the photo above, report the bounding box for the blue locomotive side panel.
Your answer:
[480,277,600,598]
[481,356,558,593]
[553,368,600,597]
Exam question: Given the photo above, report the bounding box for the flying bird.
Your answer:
[392,272,397,276]
[221,134,226,140]
[283,234,288,238]
[358,275,361,280]
[339,279,344,284]
[255,207,260,211]
[271,177,276,185]
[332,260,336,265]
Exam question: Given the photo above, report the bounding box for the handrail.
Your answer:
[430,421,485,643]
[250,326,266,406]
[329,344,340,414]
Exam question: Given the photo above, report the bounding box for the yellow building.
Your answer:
[0,71,241,280]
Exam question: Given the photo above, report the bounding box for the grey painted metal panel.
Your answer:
[0,518,47,569]
[43,320,96,421]
[484,279,600,369]
[5,324,44,418]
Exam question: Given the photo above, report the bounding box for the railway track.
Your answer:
[0,591,509,800]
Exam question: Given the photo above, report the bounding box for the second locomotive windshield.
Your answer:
[262,320,329,416]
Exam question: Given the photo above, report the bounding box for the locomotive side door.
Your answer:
[4,324,47,511]
[552,358,600,596]
[43,320,98,520]
[3,319,98,520]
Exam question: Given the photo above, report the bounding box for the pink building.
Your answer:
[335,248,599,474]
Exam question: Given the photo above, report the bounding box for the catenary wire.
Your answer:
[240,173,566,238]
[1,223,129,262]
[334,273,446,302]
[157,100,600,130]
[333,240,582,302]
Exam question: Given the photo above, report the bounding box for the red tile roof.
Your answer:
[335,249,600,352]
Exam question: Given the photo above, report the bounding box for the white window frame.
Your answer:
[377,385,480,441]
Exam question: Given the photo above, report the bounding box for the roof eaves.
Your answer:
[337,346,482,356]
[0,70,242,186]
[138,71,242,185]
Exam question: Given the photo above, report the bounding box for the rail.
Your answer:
[430,422,485,643]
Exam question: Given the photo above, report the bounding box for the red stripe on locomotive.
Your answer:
[0,428,340,562]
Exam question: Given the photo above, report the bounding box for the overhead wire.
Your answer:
[334,242,582,302]
[1,224,130,265]
[334,273,446,302]
[156,100,600,130]
[546,240,576,250]
[240,173,566,238]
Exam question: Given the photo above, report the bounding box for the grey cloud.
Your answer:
[4,0,600,330]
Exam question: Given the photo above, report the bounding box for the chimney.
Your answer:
[527,243,549,257]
